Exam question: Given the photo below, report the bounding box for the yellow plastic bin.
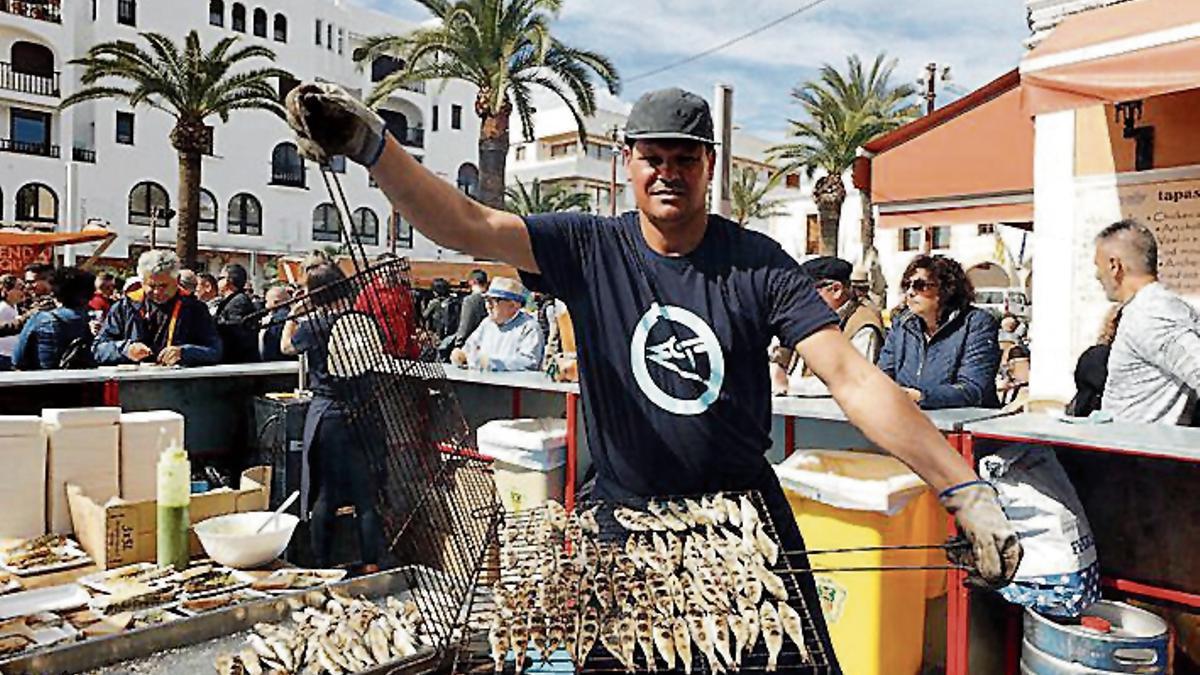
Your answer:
[477,418,567,513]
[775,450,946,675]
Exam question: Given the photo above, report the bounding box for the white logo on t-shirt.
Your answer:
[630,303,724,415]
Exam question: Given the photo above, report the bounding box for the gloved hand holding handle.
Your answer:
[284,82,388,167]
[940,480,1022,589]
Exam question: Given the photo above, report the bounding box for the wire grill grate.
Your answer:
[450,491,836,674]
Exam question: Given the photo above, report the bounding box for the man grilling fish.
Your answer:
[285,83,1021,672]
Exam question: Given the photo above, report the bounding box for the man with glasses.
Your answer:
[450,277,543,372]
[772,256,883,395]
[94,250,222,367]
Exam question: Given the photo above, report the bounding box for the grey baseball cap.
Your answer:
[624,87,716,145]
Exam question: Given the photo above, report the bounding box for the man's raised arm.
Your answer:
[285,83,538,273]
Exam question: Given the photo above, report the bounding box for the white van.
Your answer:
[974,287,1030,320]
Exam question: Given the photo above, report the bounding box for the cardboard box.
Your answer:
[67,466,272,570]
[45,409,120,535]
[119,411,185,502]
[0,417,47,540]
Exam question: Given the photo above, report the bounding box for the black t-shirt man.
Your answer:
[522,211,836,496]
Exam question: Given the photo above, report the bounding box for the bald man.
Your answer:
[1094,219,1200,424]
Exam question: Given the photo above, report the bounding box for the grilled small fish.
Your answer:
[579,505,600,536]
[653,621,677,670]
[634,608,657,671]
[213,654,244,675]
[237,647,262,675]
[673,616,694,674]
[577,606,599,665]
[613,507,657,532]
[367,619,393,665]
[754,522,780,567]
[708,611,735,670]
[760,602,783,672]
[728,611,749,666]
[488,619,509,672]
[688,612,723,673]
[545,619,566,662]
[510,623,530,674]
[544,500,568,531]
[714,493,741,528]
[648,501,689,532]
[701,495,728,526]
[778,600,811,663]
[668,500,698,528]
[751,560,789,601]
[739,494,760,534]
[528,617,548,660]
[618,617,638,672]
[740,600,761,655]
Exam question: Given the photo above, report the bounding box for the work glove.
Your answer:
[940,480,1022,590]
[284,82,387,167]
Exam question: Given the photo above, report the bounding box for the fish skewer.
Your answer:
[778,600,811,663]
[759,602,784,672]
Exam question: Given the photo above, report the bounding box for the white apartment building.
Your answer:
[505,103,794,220]
[0,0,483,282]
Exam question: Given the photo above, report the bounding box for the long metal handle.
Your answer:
[780,564,970,574]
[786,541,968,556]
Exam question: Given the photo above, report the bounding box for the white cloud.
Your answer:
[356,0,1028,139]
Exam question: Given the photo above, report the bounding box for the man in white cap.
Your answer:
[285,82,1021,671]
[450,277,543,372]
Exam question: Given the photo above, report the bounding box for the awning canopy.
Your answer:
[855,69,1034,229]
[0,225,113,246]
[1021,0,1200,115]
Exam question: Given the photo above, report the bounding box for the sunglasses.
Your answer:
[901,278,938,294]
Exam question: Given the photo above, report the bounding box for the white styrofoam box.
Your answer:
[46,425,120,535]
[775,449,927,515]
[0,417,46,539]
[476,418,568,452]
[0,416,43,437]
[119,411,185,502]
[42,407,121,428]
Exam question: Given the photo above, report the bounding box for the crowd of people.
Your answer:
[0,251,302,371]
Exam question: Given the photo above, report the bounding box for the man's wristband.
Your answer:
[938,480,996,500]
[364,129,389,169]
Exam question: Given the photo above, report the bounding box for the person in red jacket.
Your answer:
[353,253,420,359]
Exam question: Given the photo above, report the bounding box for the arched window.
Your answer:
[312,203,341,242]
[391,212,412,249]
[379,110,408,145]
[270,142,304,187]
[198,189,218,232]
[10,42,53,77]
[371,56,404,82]
[231,3,245,32]
[351,207,379,246]
[208,0,224,26]
[273,13,287,42]
[456,163,479,198]
[228,193,261,235]
[128,181,170,227]
[15,183,56,223]
[252,8,267,37]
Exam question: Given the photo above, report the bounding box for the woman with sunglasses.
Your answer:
[878,255,1002,409]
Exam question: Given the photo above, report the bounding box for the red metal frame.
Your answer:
[510,389,522,418]
[101,378,119,406]
[565,392,579,511]
[783,417,795,458]
[947,431,973,675]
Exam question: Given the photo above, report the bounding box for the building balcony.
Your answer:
[0,62,59,97]
[72,147,96,163]
[397,128,424,149]
[0,138,59,157]
[269,170,306,188]
[0,0,62,23]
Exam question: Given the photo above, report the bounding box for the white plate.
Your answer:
[0,584,91,620]
[0,541,91,578]
[77,564,173,595]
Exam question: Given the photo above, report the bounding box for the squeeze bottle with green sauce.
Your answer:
[156,444,191,570]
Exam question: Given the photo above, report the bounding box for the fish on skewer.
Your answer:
[754,523,780,567]
[739,494,760,536]
[668,500,698,528]
[510,622,530,674]
[648,501,689,532]
[634,608,658,671]
[579,505,600,536]
[672,615,694,674]
[488,618,509,672]
[618,616,638,672]
[576,606,599,665]
[714,493,740,528]
[688,611,724,673]
[613,506,659,532]
[738,598,761,656]
[728,611,749,667]
[653,620,677,670]
[707,612,735,670]
[759,602,784,672]
[778,600,811,663]
[751,560,789,601]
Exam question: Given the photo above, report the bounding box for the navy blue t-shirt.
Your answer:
[521,211,837,496]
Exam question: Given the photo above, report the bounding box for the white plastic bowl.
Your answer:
[192,511,299,570]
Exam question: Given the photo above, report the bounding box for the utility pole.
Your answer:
[919,62,951,116]
[609,125,620,216]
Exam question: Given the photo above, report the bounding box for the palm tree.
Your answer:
[355,0,620,210]
[61,31,289,267]
[505,178,590,215]
[730,167,788,227]
[769,53,918,255]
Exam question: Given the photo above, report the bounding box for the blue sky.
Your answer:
[360,0,1028,141]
